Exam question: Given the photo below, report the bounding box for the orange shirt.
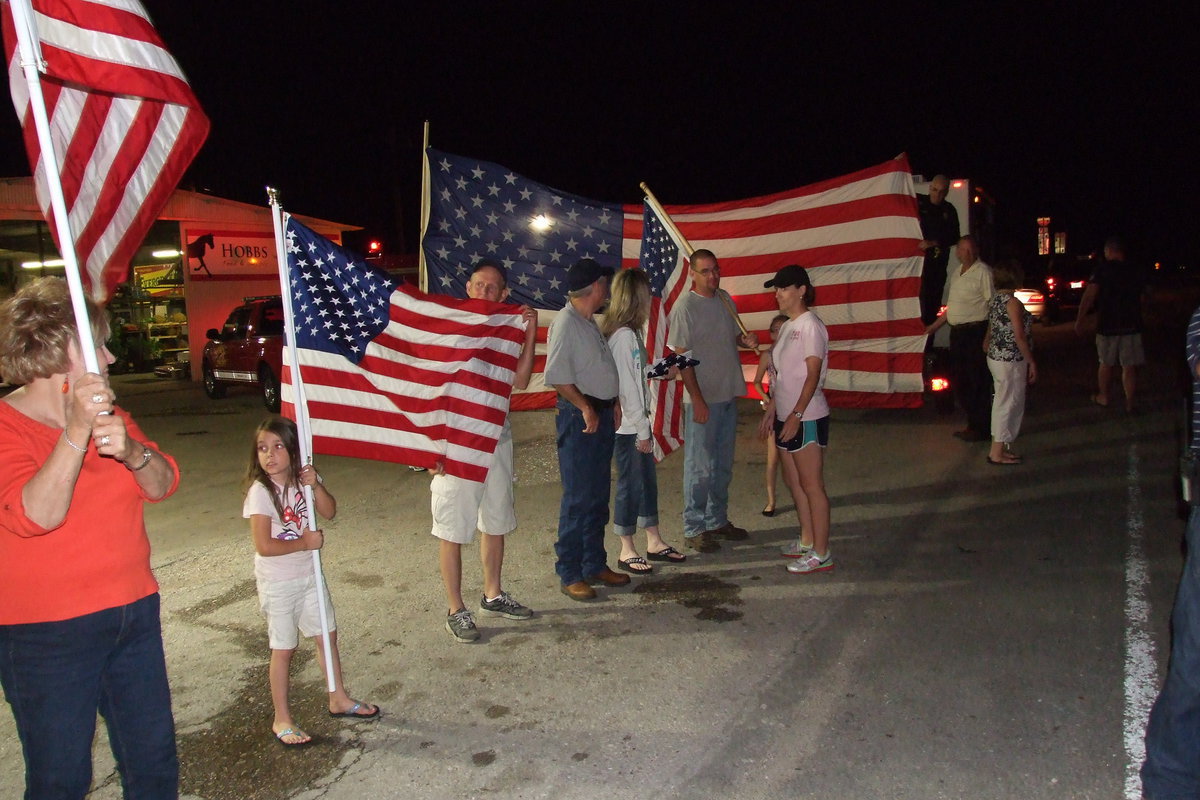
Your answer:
[0,402,180,624]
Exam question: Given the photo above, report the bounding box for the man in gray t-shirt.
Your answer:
[545,258,629,601]
[667,249,758,551]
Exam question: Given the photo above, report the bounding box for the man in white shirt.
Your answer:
[925,236,995,441]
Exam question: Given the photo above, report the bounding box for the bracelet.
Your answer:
[62,430,87,453]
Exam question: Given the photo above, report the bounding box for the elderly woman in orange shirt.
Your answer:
[0,277,180,799]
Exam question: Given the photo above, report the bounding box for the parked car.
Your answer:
[1014,287,1046,321]
[1041,256,1093,324]
[202,295,284,411]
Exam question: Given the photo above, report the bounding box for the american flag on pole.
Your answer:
[281,216,527,483]
[637,204,689,458]
[2,0,209,302]
[422,148,925,419]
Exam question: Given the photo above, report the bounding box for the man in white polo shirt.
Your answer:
[925,236,994,441]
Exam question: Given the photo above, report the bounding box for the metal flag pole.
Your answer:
[267,188,336,693]
[639,182,750,337]
[417,120,431,292]
[9,0,100,372]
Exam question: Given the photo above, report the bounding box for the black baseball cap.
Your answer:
[764,264,811,289]
[567,258,614,292]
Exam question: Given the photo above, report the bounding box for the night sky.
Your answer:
[2,4,1194,264]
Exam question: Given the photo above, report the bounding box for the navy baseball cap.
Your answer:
[764,264,811,289]
[567,258,614,292]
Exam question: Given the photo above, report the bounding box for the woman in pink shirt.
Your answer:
[757,266,833,574]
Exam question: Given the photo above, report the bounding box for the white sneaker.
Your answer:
[786,551,834,574]
[780,538,813,558]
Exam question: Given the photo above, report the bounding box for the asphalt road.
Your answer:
[1,293,1195,799]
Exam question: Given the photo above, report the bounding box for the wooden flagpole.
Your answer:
[267,189,336,692]
[417,120,431,292]
[9,0,100,373]
[639,182,749,337]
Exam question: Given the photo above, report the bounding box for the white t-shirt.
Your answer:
[770,311,830,422]
[243,480,313,582]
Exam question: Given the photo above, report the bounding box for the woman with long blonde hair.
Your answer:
[601,269,686,572]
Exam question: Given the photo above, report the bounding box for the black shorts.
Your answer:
[774,415,830,452]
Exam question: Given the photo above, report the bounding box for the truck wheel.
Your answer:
[260,366,280,413]
[1042,302,1058,325]
[935,390,955,415]
[203,363,226,399]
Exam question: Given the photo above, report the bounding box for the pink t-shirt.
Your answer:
[243,480,314,582]
[770,311,829,422]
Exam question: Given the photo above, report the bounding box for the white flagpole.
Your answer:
[640,181,749,337]
[9,0,99,372]
[417,120,430,292]
[267,189,336,693]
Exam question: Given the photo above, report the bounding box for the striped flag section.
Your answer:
[2,0,209,302]
[626,157,926,408]
[281,216,527,483]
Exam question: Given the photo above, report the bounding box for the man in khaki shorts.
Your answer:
[430,260,538,642]
[1075,237,1149,413]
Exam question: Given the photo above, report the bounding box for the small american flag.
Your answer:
[637,204,689,459]
[283,216,527,483]
[2,0,209,302]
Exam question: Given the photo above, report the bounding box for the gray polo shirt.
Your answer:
[545,301,619,400]
[668,288,745,404]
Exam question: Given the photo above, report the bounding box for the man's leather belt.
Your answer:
[584,395,616,410]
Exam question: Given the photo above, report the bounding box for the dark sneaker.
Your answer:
[479,591,533,620]
[685,532,720,553]
[709,522,748,541]
[445,608,480,642]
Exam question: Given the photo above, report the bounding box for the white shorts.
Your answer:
[430,428,516,544]
[257,574,337,650]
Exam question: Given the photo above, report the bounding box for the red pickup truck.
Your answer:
[202,295,284,412]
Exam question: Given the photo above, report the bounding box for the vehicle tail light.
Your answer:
[1070,280,1085,289]
[931,377,951,392]
[1025,292,1044,303]
[1046,276,1056,290]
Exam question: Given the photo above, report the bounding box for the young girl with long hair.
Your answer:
[244,416,378,746]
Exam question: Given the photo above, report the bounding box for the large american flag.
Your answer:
[281,216,527,483]
[2,0,209,302]
[422,149,925,422]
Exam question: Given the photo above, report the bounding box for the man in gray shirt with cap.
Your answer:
[545,258,631,601]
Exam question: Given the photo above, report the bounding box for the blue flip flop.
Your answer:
[329,701,380,720]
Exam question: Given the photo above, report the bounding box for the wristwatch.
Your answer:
[792,411,804,419]
[126,445,153,472]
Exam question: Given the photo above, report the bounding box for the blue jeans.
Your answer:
[613,433,659,536]
[555,398,615,584]
[1143,507,1200,798]
[682,399,737,537]
[0,593,178,800]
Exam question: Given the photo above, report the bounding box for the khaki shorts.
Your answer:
[257,574,336,650]
[430,430,516,544]
[1096,333,1145,367]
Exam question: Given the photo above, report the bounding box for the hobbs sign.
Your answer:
[184,231,277,279]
